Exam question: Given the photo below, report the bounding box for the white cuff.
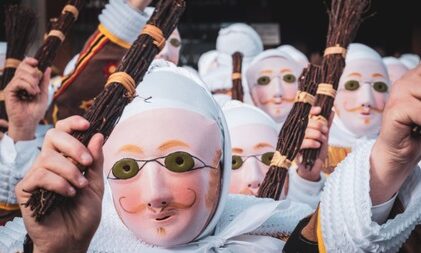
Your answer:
[371,193,397,225]
[0,134,40,205]
[286,167,325,209]
[98,0,150,45]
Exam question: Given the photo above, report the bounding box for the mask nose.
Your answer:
[142,163,172,210]
[270,77,284,97]
[357,82,375,108]
[242,158,264,191]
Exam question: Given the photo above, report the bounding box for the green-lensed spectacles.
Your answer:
[231,152,274,170]
[108,151,219,180]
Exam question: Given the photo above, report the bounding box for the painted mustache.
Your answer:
[260,96,295,105]
[239,187,257,196]
[344,105,384,114]
[119,188,197,214]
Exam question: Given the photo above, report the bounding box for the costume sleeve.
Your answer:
[319,140,421,252]
[0,134,40,208]
[286,166,325,209]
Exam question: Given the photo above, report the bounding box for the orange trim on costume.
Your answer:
[54,31,109,99]
[0,202,20,211]
[98,23,131,49]
[316,209,327,253]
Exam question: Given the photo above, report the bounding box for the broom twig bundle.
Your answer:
[16,0,84,101]
[23,0,186,222]
[301,0,370,170]
[258,64,321,200]
[231,52,244,102]
[0,5,36,126]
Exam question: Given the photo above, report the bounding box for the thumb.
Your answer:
[86,133,105,195]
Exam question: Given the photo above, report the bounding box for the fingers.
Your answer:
[19,167,77,198]
[0,119,8,128]
[86,133,105,194]
[310,106,322,116]
[301,139,321,149]
[23,57,39,66]
[44,128,93,166]
[305,128,327,143]
[37,150,89,189]
[55,116,90,133]
[307,118,329,134]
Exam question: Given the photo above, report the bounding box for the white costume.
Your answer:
[319,140,421,252]
[0,62,313,253]
[399,54,420,69]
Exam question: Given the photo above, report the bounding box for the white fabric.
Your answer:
[98,0,150,45]
[213,94,232,108]
[277,45,309,70]
[286,166,325,210]
[222,100,278,131]
[0,134,39,204]
[399,54,420,69]
[383,57,404,67]
[119,61,232,240]
[0,195,312,253]
[216,23,263,59]
[320,140,421,252]
[346,43,384,64]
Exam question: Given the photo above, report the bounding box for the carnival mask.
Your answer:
[229,124,277,195]
[335,58,390,137]
[155,29,181,65]
[248,57,301,123]
[104,108,223,247]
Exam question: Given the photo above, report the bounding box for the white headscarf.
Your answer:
[399,53,420,69]
[277,45,309,70]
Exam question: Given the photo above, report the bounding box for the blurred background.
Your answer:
[1,0,420,73]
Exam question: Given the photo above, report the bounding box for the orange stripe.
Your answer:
[317,209,327,253]
[54,33,109,99]
[0,202,19,211]
[98,23,131,49]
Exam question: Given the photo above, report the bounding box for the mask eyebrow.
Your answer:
[254,142,274,150]
[158,140,190,152]
[259,70,273,75]
[232,147,244,154]
[117,144,144,155]
[280,68,292,74]
[372,73,385,78]
[347,72,362,78]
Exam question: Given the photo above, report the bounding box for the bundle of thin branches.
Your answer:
[0,5,36,127]
[17,0,84,101]
[301,0,370,170]
[231,52,244,102]
[24,0,186,222]
[258,64,321,200]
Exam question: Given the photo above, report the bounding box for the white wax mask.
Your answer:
[248,56,301,123]
[335,58,390,137]
[229,124,277,195]
[104,108,223,247]
[155,29,181,65]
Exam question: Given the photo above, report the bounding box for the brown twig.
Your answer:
[24,0,186,222]
[258,64,321,200]
[301,0,371,170]
[0,5,36,128]
[16,0,84,101]
[231,52,244,102]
